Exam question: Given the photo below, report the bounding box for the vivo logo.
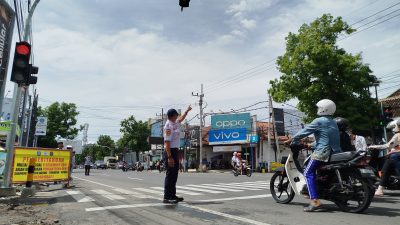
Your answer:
[215,120,246,128]
[213,131,241,140]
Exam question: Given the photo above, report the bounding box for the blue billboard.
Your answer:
[211,113,251,131]
[151,121,162,137]
[208,128,247,145]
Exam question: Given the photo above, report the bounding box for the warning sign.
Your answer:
[11,147,71,183]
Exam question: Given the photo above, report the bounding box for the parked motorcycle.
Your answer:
[270,144,375,213]
[232,160,252,177]
[368,148,400,190]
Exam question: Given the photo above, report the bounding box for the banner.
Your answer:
[0,121,21,136]
[208,128,247,145]
[0,151,6,175]
[211,113,251,131]
[213,145,241,153]
[11,147,71,183]
[0,0,15,82]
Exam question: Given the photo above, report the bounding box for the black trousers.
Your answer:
[164,148,179,199]
[85,165,91,176]
[380,153,400,186]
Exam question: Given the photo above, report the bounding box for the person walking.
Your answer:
[163,106,191,204]
[84,155,92,176]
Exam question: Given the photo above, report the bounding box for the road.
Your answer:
[42,169,400,225]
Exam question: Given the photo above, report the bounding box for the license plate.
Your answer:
[360,168,374,175]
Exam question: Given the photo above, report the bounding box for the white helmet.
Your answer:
[316,99,336,116]
[394,124,400,133]
[233,152,237,156]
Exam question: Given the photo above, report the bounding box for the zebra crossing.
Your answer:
[66,181,269,203]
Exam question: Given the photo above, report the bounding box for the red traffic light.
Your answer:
[16,43,30,55]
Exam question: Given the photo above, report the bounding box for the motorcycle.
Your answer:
[135,163,144,172]
[232,160,252,177]
[270,144,375,213]
[368,148,400,190]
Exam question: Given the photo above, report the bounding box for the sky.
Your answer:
[6,0,400,142]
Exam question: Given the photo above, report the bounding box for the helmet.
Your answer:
[66,145,73,149]
[233,152,237,156]
[316,99,336,116]
[394,124,400,133]
[335,117,349,132]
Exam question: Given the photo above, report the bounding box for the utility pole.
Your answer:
[380,102,388,143]
[1,0,40,192]
[192,84,204,171]
[269,95,280,162]
[267,96,272,172]
[156,108,164,160]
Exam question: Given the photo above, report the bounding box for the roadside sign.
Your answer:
[11,147,71,183]
[250,135,259,143]
[208,128,247,145]
[35,116,47,136]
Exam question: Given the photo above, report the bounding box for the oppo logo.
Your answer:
[215,120,246,128]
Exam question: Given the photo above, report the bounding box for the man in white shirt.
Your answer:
[163,106,191,204]
[350,131,367,152]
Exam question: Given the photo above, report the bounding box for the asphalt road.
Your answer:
[45,168,400,225]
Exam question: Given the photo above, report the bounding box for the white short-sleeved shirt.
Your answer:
[164,120,181,148]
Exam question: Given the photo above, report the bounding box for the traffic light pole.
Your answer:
[380,102,388,143]
[1,0,40,193]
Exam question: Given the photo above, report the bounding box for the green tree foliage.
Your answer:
[37,102,80,148]
[76,135,116,164]
[119,116,150,157]
[269,14,378,132]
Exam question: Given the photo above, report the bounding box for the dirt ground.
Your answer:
[0,203,60,225]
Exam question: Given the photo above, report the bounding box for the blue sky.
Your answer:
[10,0,399,142]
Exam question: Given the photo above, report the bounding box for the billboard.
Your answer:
[11,147,71,183]
[208,128,247,145]
[211,113,251,131]
[0,0,15,83]
[0,151,5,176]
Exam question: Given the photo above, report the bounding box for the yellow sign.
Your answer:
[271,162,285,171]
[11,147,71,183]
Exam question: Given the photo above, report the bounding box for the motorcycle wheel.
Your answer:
[270,171,295,204]
[333,171,373,213]
[246,168,252,177]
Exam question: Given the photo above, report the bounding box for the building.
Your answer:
[380,89,400,117]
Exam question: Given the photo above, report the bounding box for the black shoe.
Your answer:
[163,198,178,204]
[173,196,184,202]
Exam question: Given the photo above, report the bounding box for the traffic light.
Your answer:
[379,106,393,126]
[10,41,38,86]
[10,41,31,85]
[179,0,190,11]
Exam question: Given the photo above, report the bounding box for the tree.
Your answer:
[37,102,80,148]
[119,116,150,157]
[268,14,378,132]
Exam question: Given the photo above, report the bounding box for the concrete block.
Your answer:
[0,186,16,197]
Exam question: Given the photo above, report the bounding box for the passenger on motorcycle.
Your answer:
[236,152,243,174]
[369,122,400,196]
[335,117,355,152]
[291,99,341,212]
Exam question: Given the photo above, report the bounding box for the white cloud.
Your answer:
[240,19,257,30]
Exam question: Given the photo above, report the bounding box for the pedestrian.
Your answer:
[57,142,64,150]
[350,131,367,152]
[84,155,92,176]
[163,106,191,204]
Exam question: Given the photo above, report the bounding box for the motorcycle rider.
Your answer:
[335,117,355,152]
[291,99,341,212]
[369,122,400,196]
[236,152,243,174]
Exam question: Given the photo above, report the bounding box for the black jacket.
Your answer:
[340,131,355,152]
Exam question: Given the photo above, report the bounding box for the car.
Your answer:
[95,160,106,169]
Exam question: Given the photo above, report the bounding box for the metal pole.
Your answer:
[380,102,388,142]
[19,87,28,145]
[25,94,33,147]
[2,84,22,187]
[267,96,272,172]
[199,84,204,171]
[161,108,164,161]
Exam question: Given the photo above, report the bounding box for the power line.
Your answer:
[349,1,400,26]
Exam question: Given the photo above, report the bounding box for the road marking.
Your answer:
[128,177,143,180]
[91,189,126,200]
[150,187,203,196]
[183,204,271,225]
[85,203,166,212]
[72,176,116,189]
[100,173,111,177]
[186,184,244,192]
[66,190,95,203]
[176,186,224,194]
[133,188,164,195]
[199,183,264,191]
[197,194,272,202]
[113,188,150,199]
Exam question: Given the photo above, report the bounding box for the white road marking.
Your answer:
[199,183,264,191]
[183,204,271,225]
[91,189,126,200]
[128,177,143,181]
[186,184,244,192]
[197,194,272,202]
[85,203,166,212]
[113,188,149,198]
[133,188,164,195]
[176,186,224,194]
[150,187,203,196]
[66,190,95,203]
[100,173,111,177]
